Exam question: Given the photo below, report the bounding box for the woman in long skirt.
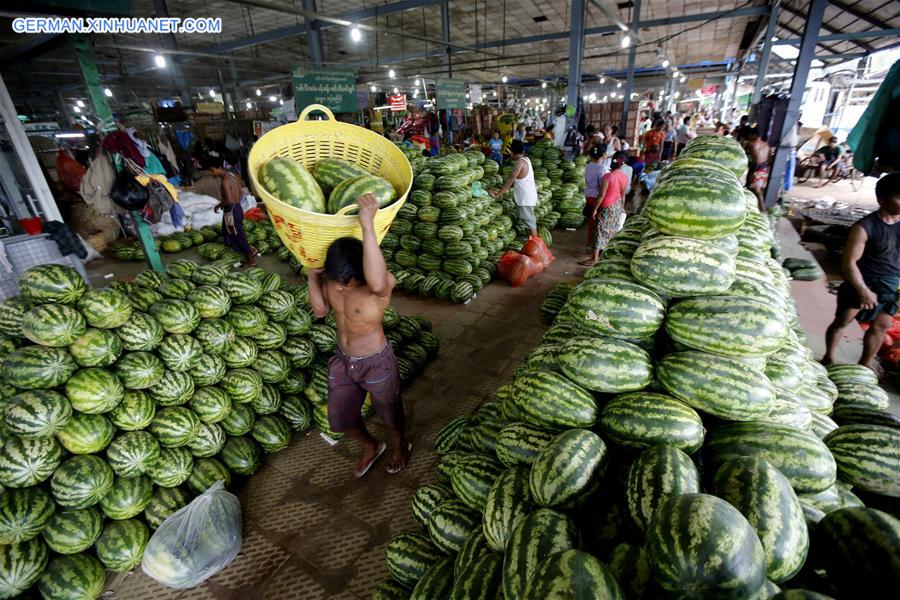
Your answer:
[580,152,630,266]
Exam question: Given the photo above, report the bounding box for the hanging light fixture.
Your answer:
[662,59,670,68]
[617,82,622,88]
[600,77,606,84]
[246,101,252,109]
[255,89,261,96]
[269,95,277,102]
[350,25,362,42]
[388,69,396,78]
[104,88,113,97]
[154,54,166,68]
[621,34,631,49]
[73,105,81,113]
[370,84,377,92]
[541,81,547,89]
[280,99,284,105]
[393,87,399,94]
[209,89,216,98]
[414,78,420,86]
[680,76,686,83]
[501,75,508,83]
[76,100,85,108]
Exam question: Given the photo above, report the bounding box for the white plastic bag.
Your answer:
[141,481,241,589]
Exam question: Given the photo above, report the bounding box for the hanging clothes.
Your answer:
[79,151,117,214]
[176,129,193,150]
[43,221,87,258]
[126,128,151,158]
[103,131,145,167]
[158,138,180,173]
[142,152,167,176]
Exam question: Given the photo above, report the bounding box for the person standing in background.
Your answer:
[491,140,539,238]
[583,144,609,248]
[580,152,629,266]
[643,120,665,164]
[782,121,802,191]
[744,127,771,212]
[488,130,504,165]
[215,170,257,267]
[553,108,567,148]
[661,122,676,161]
[675,117,692,156]
[429,129,441,157]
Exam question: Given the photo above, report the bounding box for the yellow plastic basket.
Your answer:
[248,104,412,268]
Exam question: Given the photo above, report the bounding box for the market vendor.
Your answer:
[490,139,538,238]
[307,195,411,477]
[814,136,844,188]
[822,172,900,372]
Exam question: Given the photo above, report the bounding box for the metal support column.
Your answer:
[566,0,586,131]
[751,1,781,108]
[153,0,192,107]
[302,0,325,64]
[764,0,827,209]
[441,0,452,77]
[0,74,62,222]
[620,0,641,137]
[71,34,114,128]
[229,58,243,104]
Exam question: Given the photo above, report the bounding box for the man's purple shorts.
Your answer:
[327,342,403,432]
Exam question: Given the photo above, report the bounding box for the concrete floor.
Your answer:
[102,215,895,599]
[104,230,586,599]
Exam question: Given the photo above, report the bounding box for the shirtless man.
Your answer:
[745,127,771,212]
[308,194,411,477]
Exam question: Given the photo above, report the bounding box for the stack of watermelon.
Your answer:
[383,152,519,303]
[0,261,437,598]
[375,136,900,599]
[111,225,223,261]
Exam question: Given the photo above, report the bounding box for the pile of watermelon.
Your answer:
[375,136,900,599]
[0,261,437,598]
[110,224,222,261]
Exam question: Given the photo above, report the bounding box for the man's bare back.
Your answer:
[750,139,770,165]
[323,276,393,357]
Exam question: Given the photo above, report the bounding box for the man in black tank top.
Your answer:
[823,172,900,370]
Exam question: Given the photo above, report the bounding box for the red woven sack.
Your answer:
[521,235,555,269]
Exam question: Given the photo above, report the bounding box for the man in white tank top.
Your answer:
[491,139,539,236]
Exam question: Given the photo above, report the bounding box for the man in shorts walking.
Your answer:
[492,139,538,237]
[308,194,411,477]
[823,172,900,371]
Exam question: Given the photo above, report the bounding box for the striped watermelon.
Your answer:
[0,538,48,598]
[450,454,503,511]
[327,174,396,214]
[220,402,255,436]
[258,157,326,212]
[129,287,163,312]
[2,346,77,389]
[631,235,736,297]
[799,483,864,515]
[0,487,55,544]
[189,353,226,386]
[146,447,193,488]
[186,457,230,494]
[135,270,168,290]
[252,350,291,384]
[482,465,533,552]
[219,272,263,304]
[665,296,787,357]
[832,405,900,429]
[156,333,204,372]
[705,422,837,494]
[144,486,191,529]
[99,475,153,520]
[824,424,900,497]
[221,368,263,404]
[21,303,86,347]
[251,414,291,452]
[0,436,61,487]
[115,312,164,352]
[599,391,705,453]
[525,549,624,599]
[312,157,369,194]
[258,290,296,322]
[56,412,115,454]
[38,553,105,600]
[222,336,258,369]
[454,530,491,582]
[427,499,481,554]
[627,444,701,533]
[51,454,114,509]
[149,370,195,407]
[95,518,149,572]
[529,428,605,507]
[114,351,165,390]
[251,321,288,350]
[409,556,453,599]
[64,367,124,413]
[502,508,578,600]
[278,393,312,430]
[412,482,454,531]
[833,382,890,411]
[186,420,225,456]
[657,351,776,421]
[77,288,132,328]
[282,336,316,369]
[3,389,71,438]
[194,318,236,355]
[221,435,262,475]
[812,507,900,597]
[434,416,471,454]
[556,336,652,393]
[644,174,746,239]
[309,324,338,353]
[0,297,29,337]
[157,278,195,300]
[712,456,808,582]
[19,264,87,305]
[504,370,597,430]
[450,552,503,600]
[385,532,445,589]
[149,407,200,448]
[826,363,877,385]
[149,299,201,334]
[69,327,122,366]
[226,305,269,337]
[646,493,766,598]
[106,430,161,478]
[680,136,749,178]
[187,285,232,319]
[495,422,556,467]
[566,278,665,340]
[41,507,103,554]
[190,386,232,424]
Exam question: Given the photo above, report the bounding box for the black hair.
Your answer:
[546,124,555,132]
[876,172,900,205]
[325,237,365,284]
[589,143,606,160]
[611,151,627,170]
[586,125,595,135]
[611,125,618,135]
[683,117,690,124]
[510,139,525,155]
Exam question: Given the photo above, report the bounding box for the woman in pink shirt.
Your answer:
[580,151,629,266]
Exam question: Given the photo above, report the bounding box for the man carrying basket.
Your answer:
[307,195,411,477]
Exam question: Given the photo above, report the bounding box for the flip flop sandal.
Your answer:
[386,442,413,474]
[354,441,387,478]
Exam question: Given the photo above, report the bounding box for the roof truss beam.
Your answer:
[781,1,875,52]
[827,0,897,30]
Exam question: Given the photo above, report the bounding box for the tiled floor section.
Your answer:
[105,230,587,599]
